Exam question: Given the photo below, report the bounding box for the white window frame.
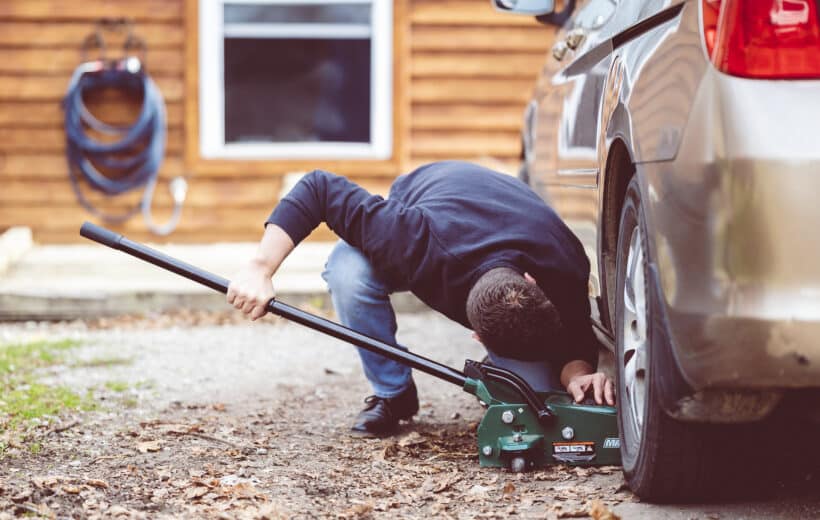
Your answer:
[199,0,393,160]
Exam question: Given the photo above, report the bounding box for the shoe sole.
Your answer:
[348,428,390,439]
[348,413,416,439]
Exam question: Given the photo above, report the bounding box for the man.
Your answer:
[227,161,615,437]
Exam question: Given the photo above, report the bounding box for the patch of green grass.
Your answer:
[3,384,93,421]
[0,339,81,376]
[104,380,129,393]
[28,442,41,455]
[121,397,139,409]
[0,339,90,434]
[72,355,133,368]
[135,380,154,390]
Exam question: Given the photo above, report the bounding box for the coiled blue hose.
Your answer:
[63,58,186,235]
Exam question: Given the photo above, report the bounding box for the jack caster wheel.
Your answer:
[509,456,527,473]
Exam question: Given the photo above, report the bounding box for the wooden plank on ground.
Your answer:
[0,101,183,128]
[0,1,182,22]
[411,51,544,78]
[0,75,183,102]
[412,103,525,131]
[411,25,554,52]
[0,48,183,75]
[411,78,533,103]
[0,22,184,47]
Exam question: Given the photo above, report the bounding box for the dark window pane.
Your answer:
[225,4,370,24]
[224,38,371,144]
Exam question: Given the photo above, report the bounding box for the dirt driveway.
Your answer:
[1,311,818,519]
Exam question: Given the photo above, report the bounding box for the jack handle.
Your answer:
[80,222,469,387]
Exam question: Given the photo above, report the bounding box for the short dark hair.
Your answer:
[466,268,562,360]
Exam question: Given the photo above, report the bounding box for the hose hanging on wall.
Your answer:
[63,20,187,236]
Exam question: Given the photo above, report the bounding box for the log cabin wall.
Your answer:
[0,0,554,243]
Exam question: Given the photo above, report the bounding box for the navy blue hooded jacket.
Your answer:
[267,161,597,368]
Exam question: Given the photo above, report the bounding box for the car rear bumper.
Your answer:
[641,69,820,390]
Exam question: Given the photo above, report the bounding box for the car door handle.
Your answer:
[552,40,569,61]
[565,27,586,50]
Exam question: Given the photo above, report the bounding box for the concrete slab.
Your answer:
[0,240,428,320]
[0,227,33,276]
[0,240,410,320]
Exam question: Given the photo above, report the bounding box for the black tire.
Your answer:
[615,177,751,502]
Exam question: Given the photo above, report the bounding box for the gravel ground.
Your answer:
[1,311,819,519]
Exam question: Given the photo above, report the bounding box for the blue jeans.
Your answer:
[322,241,412,398]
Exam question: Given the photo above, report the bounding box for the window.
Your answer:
[199,0,393,160]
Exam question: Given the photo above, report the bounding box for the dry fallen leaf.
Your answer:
[62,485,81,494]
[85,479,108,489]
[340,502,374,518]
[502,482,516,496]
[589,500,621,520]
[106,505,132,517]
[32,476,60,489]
[10,489,32,503]
[398,432,426,448]
[574,467,591,478]
[136,440,162,453]
[226,481,264,499]
[185,486,210,500]
[433,473,461,494]
[376,442,399,461]
[161,423,198,435]
[32,502,56,519]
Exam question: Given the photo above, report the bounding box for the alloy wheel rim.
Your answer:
[622,225,648,439]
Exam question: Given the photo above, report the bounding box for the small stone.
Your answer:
[255,448,268,455]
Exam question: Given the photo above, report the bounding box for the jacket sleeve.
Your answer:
[559,298,600,370]
[544,279,600,371]
[266,170,428,280]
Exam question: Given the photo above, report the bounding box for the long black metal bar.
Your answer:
[80,222,468,387]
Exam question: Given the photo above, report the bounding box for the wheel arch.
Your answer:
[599,136,636,333]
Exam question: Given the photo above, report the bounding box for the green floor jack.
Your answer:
[80,222,621,471]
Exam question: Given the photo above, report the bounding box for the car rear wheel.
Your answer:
[615,177,748,501]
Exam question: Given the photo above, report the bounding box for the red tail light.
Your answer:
[701,0,820,79]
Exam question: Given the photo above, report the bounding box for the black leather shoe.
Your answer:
[350,381,419,438]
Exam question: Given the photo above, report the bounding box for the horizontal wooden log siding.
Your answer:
[408,0,554,166]
[0,0,552,243]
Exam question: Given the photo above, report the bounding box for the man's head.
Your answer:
[466,268,562,360]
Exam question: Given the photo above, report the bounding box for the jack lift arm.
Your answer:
[80,222,621,471]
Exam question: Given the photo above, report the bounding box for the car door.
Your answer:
[528,0,621,319]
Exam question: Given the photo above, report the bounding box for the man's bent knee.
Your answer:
[322,242,387,300]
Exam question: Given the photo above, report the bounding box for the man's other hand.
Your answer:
[227,259,276,320]
[566,372,615,406]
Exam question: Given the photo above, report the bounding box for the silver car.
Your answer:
[495,0,820,501]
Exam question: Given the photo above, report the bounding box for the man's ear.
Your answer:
[524,272,537,285]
